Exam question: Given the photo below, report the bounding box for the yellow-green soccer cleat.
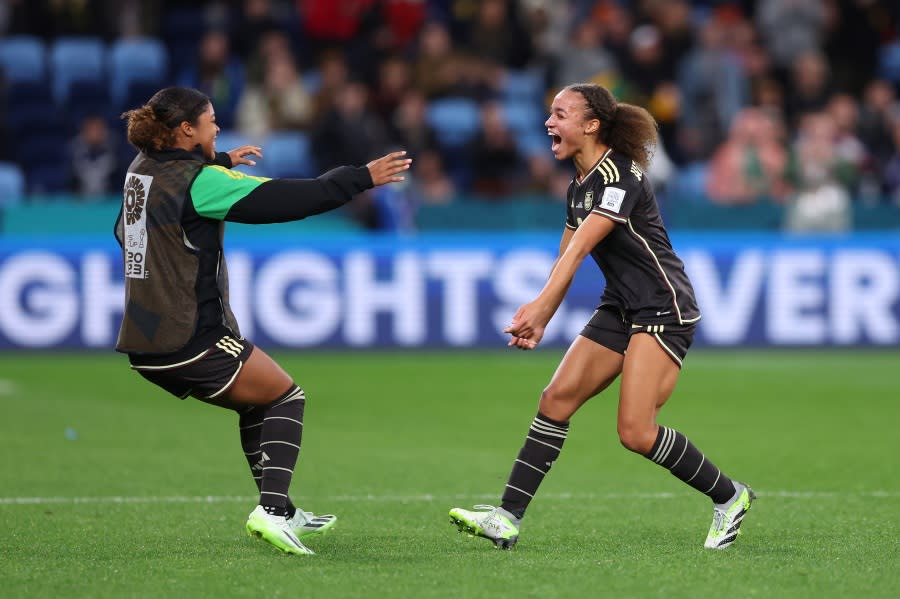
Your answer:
[449,504,520,549]
[246,505,315,555]
[288,509,337,539]
[704,482,756,549]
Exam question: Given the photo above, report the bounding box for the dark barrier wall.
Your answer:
[0,232,898,349]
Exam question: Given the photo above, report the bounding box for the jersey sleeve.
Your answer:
[190,165,271,220]
[589,160,644,223]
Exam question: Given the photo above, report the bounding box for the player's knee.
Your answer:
[617,421,656,454]
[538,385,575,421]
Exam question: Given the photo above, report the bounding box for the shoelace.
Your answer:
[711,508,727,533]
[472,504,498,512]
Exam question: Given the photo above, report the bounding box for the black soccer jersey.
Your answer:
[565,149,701,325]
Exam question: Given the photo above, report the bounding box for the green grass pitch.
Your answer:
[1,350,898,598]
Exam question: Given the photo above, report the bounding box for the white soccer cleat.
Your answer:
[288,509,337,539]
[246,505,315,555]
[449,504,520,549]
[704,482,756,549]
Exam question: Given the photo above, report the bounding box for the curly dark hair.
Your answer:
[121,87,211,152]
[564,83,658,170]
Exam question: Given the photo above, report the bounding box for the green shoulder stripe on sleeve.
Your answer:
[191,165,272,220]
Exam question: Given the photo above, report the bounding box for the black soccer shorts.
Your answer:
[580,306,696,368]
[131,334,255,400]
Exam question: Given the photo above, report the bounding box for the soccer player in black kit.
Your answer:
[449,83,754,550]
[115,87,411,556]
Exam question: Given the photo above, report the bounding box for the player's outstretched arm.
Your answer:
[195,149,413,225]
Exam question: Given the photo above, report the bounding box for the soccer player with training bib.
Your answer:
[115,86,410,556]
[449,83,753,550]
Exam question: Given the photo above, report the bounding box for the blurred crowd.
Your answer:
[1,0,900,231]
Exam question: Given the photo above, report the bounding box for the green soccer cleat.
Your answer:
[449,504,520,549]
[288,509,337,539]
[704,482,756,549]
[246,505,315,555]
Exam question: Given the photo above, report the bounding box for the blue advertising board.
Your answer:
[0,232,898,349]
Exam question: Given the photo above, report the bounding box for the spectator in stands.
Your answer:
[312,80,391,228]
[785,50,833,126]
[177,29,245,129]
[410,149,455,205]
[310,48,350,121]
[372,55,413,123]
[677,17,749,161]
[755,0,827,72]
[232,0,284,63]
[784,112,854,232]
[388,89,439,159]
[826,93,870,194]
[706,107,790,204]
[470,101,525,198]
[412,21,464,99]
[551,20,618,90]
[312,80,389,172]
[236,51,313,138]
[461,0,534,70]
[68,114,122,198]
[882,116,900,205]
[858,79,900,176]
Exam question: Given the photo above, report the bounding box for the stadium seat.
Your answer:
[668,162,710,203]
[258,132,313,179]
[0,35,47,83]
[502,69,545,104]
[0,162,26,206]
[121,79,163,112]
[109,37,170,108]
[6,81,56,135]
[878,41,900,82]
[214,129,255,174]
[426,97,482,148]
[50,36,106,104]
[502,101,544,136]
[67,80,114,130]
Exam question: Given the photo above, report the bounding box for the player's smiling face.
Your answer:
[191,103,219,160]
[545,89,599,161]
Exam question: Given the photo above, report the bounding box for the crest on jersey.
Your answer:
[584,191,593,211]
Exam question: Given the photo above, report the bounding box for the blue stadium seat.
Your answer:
[6,81,56,135]
[50,36,106,104]
[0,35,47,83]
[67,80,113,130]
[0,162,26,206]
[502,69,545,104]
[878,41,900,82]
[258,132,313,179]
[502,101,544,135]
[668,162,710,203]
[17,137,70,194]
[109,37,169,108]
[121,79,162,112]
[214,129,256,174]
[426,98,482,148]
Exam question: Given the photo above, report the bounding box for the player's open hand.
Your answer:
[227,145,263,167]
[367,151,412,186]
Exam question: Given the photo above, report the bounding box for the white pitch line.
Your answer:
[0,490,897,506]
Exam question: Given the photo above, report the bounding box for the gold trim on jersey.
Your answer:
[595,156,621,185]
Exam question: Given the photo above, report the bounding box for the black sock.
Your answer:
[645,426,736,504]
[240,405,299,519]
[257,385,305,512]
[500,412,569,519]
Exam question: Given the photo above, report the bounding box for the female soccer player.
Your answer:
[449,83,753,550]
[115,86,410,556]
